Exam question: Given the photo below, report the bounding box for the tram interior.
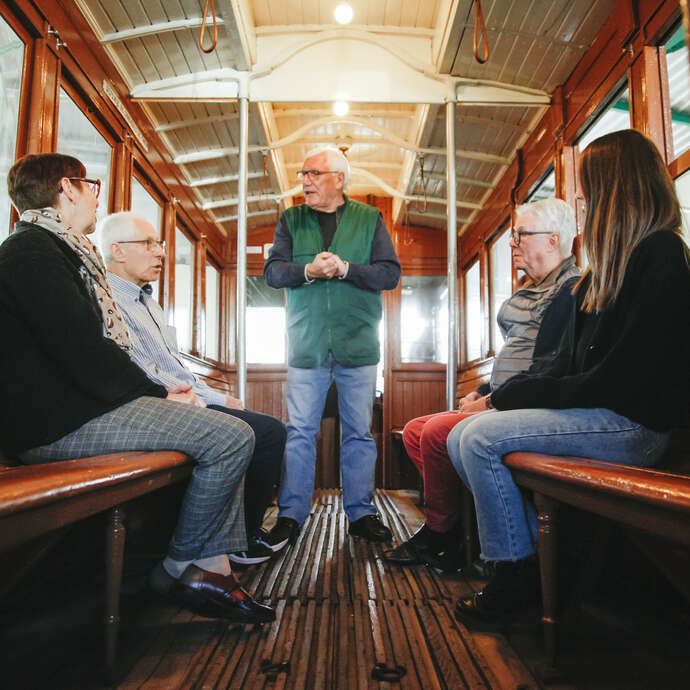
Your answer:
[1,0,690,688]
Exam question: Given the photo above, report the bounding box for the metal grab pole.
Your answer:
[446,99,458,410]
[236,95,249,404]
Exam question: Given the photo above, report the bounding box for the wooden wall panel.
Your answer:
[246,372,289,423]
[389,371,446,429]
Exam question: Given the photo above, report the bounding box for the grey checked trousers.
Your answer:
[21,397,255,559]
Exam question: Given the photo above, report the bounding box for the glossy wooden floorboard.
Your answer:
[119,490,538,690]
[3,489,689,688]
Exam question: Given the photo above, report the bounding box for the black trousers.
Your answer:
[209,405,286,535]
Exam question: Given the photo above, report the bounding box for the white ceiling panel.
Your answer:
[76,0,616,232]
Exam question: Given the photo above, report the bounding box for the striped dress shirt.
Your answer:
[107,272,226,407]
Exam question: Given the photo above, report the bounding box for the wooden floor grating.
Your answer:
[120,490,539,689]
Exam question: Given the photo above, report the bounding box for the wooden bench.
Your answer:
[505,434,690,668]
[0,450,193,674]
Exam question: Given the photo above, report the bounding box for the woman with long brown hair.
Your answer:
[445,129,690,631]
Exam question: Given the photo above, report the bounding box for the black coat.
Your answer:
[0,223,165,455]
[492,231,690,431]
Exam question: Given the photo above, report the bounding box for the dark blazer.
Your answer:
[492,231,690,431]
[0,222,165,455]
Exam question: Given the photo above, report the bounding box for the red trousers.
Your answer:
[402,410,476,533]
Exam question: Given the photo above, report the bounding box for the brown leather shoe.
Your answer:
[173,564,276,623]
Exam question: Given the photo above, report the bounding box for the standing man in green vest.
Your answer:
[263,146,401,545]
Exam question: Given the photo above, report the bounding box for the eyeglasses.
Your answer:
[67,177,101,198]
[510,230,555,247]
[117,239,166,251]
[296,169,340,181]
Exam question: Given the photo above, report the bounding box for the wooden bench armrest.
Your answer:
[505,453,690,513]
[0,451,192,517]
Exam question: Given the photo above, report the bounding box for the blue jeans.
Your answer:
[446,408,670,562]
[278,353,378,524]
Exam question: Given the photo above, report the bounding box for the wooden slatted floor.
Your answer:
[118,490,539,689]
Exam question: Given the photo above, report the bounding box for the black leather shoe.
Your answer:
[422,543,464,574]
[464,558,494,579]
[454,556,540,632]
[384,541,420,564]
[171,565,276,623]
[348,514,392,542]
[264,517,300,549]
[384,524,434,564]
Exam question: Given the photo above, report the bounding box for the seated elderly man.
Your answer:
[99,211,287,565]
[385,198,580,572]
[0,153,274,624]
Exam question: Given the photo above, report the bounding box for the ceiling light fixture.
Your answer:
[334,3,353,25]
[333,101,349,116]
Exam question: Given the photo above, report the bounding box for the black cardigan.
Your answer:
[0,223,166,455]
[491,231,690,432]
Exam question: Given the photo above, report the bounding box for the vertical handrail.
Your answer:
[445,100,458,410]
[236,96,249,404]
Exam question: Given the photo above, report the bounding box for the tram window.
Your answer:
[205,261,220,361]
[131,177,163,296]
[400,276,448,363]
[577,85,630,152]
[131,177,162,232]
[174,228,195,352]
[490,230,512,352]
[675,168,690,243]
[464,262,482,362]
[664,25,690,161]
[0,17,23,241]
[57,89,111,221]
[247,276,286,364]
[527,169,555,202]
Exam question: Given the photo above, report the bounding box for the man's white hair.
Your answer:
[96,211,145,264]
[304,146,350,187]
[515,197,576,256]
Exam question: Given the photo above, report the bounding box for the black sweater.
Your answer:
[0,223,166,455]
[491,231,690,432]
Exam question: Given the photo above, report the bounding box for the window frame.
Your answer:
[203,255,222,364]
[658,20,690,179]
[487,220,512,356]
[461,255,485,366]
[58,76,117,216]
[0,10,30,237]
[172,224,197,356]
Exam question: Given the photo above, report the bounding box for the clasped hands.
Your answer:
[306,251,347,280]
[456,390,492,413]
[167,385,243,410]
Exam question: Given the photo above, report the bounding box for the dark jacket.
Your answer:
[0,222,166,455]
[491,231,690,431]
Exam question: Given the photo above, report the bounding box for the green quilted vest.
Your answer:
[284,200,382,368]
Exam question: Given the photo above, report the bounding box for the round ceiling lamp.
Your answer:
[334,3,354,25]
[333,101,349,116]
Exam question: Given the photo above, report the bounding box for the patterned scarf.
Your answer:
[20,208,132,351]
